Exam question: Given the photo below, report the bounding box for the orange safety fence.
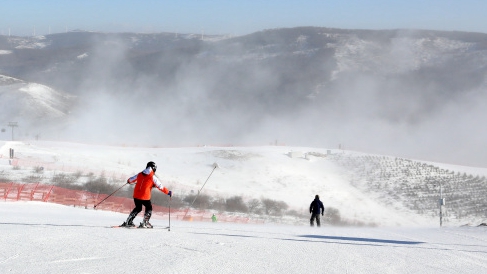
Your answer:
[0,182,266,224]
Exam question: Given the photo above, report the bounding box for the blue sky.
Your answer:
[1,0,487,36]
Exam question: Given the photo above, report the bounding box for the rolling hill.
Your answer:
[1,140,487,227]
[1,27,487,167]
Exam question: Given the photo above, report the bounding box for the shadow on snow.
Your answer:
[192,231,423,245]
[299,234,424,245]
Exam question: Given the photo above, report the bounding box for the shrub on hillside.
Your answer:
[0,170,11,182]
[323,207,341,225]
[32,166,44,174]
[183,194,212,209]
[52,172,83,190]
[83,175,115,194]
[261,198,288,216]
[248,198,263,215]
[225,196,248,213]
[151,191,185,208]
[21,175,44,183]
[211,196,226,211]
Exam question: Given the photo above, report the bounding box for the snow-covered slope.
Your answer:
[2,141,487,227]
[5,35,51,49]
[0,75,74,122]
[1,201,487,274]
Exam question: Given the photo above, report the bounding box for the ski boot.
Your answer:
[139,221,153,229]
[139,221,153,228]
[120,221,136,228]
[139,211,153,228]
[121,211,138,227]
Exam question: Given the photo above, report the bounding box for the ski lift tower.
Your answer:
[438,182,445,227]
[8,122,18,141]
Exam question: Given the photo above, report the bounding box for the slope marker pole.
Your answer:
[183,163,219,220]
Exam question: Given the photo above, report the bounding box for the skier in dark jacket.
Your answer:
[309,195,325,227]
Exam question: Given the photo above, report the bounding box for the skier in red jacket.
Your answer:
[120,161,172,228]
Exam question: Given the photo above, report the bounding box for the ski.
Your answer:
[111,225,151,229]
[111,225,169,229]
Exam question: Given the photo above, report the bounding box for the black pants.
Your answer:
[132,198,152,214]
[310,213,321,227]
[127,198,152,223]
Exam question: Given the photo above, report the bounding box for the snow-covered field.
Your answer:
[0,140,444,226]
[3,140,487,226]
[2,201,487,273]
[2,141,487,272]
[2,140,487,273]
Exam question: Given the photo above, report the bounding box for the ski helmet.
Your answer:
[146,161,157,173]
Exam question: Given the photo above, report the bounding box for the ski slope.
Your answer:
[0,141,443,226]
[1,201,487,273]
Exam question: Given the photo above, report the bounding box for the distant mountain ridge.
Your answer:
[1,27,486,167]
[1,27,486,98]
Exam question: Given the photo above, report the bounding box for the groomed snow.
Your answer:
[1,201,487,273]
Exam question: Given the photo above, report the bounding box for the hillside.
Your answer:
[1,27,487,167]
[328,152,487,226]
[1,141,487,227]
[0,75,74,128]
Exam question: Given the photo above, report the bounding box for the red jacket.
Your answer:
[127,167,169,200]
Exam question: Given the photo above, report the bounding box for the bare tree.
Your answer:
[261,198,288,216]
[248,198,263,214]
[225,196,248,213]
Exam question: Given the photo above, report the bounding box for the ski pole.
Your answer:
[94,182,128,209]
[168,196,171,231]
[154,173,172,231]
[183,163,219,219]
